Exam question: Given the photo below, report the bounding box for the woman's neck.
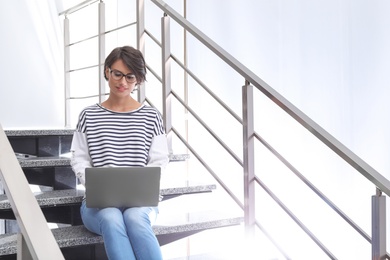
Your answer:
[101,96,141,112]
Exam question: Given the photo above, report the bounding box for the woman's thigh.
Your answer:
[80,200,125,235]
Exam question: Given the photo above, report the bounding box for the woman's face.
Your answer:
[105,59,137,97]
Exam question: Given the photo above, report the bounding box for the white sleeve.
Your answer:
[70,131,92,187]
[147,134,169,170]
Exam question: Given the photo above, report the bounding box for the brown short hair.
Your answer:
[104,46,146,83]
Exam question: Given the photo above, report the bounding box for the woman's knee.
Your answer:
[123,207,154,228]
[83,207,124,230]
[98,208,125,225]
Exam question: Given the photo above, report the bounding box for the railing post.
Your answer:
[242,80,255,236]
[136,0,146,103]
[372,188,386,260]
[17,233,33,260]
[161,13,173,154]
[64,15,70,127]
[98,0,106,103]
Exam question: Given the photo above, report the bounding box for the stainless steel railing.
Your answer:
[148,0,389,258]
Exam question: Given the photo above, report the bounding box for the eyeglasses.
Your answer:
[109,69,137,83]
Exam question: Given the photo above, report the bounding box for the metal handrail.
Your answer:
[168,69,372,256]
[0,125,64,260]
[151,0,390,197]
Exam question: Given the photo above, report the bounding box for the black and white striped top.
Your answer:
[75,104,165,167]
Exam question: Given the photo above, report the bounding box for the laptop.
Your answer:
[85,166,161,208]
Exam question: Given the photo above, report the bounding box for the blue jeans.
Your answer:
[81,200,162,260]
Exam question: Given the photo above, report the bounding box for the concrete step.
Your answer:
[0,210,243,258]
[0,185,216,210]
[0,185,217,224]
[16,153,189,168]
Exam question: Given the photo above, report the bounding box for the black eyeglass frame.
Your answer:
[109,68,137,83]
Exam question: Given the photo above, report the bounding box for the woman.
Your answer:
[70,46,169,260]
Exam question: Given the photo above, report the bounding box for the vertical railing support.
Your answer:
[372,188,386,260]
[161,14,173,154]
[136,0,146,103]
[64,15,70,127]
[243,80,255,236]
[17,233,33,260]
[98,0,106,103]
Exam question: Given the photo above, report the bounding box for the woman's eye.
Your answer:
[114,72,123,77]
[126,75,136,80]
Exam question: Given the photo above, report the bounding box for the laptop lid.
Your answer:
[85,167,161,208]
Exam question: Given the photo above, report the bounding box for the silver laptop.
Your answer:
[85,167,161,208]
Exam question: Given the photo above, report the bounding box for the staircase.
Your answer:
[0,0,388,258]
[0,128,244,259]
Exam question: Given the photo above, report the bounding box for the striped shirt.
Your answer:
[75,103,165,167]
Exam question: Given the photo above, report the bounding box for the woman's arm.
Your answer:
[70,131,92,186]
[147,134,169,169]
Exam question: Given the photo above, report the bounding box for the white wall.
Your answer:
[0,0,64,129]
[185,0,390,177]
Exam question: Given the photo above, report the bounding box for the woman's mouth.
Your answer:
[117,86,128,92]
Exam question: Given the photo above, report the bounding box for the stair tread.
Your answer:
[18,153,189,168]
[4,129,74,137]
[18,156,70,168]
[0,211,243,256]
[0,185,216,210]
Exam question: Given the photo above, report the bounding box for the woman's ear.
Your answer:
[104,67,109,81]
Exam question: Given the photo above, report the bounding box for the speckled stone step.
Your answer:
[4,129,75,137]
[16,153,189,168]
[0,185,217,210]
[0,212,244,256]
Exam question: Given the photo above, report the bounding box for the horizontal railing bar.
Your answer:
[171,89,243,167]
[67,34,98,47]
[106,21,137,34]
[68,64,99,73]
[171,127,244,210]
[253,132,372,243]
[145,29,162,47]
[145,93,244,214]
[254,219,291,259]
[59,0,98,16]
[151,0,390,197]
[254,175,337,259]
[144,97,155,109]
[67,22,136,47]
[170,54,242,124]
[68,93,109,100]
[146,64,162,83]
